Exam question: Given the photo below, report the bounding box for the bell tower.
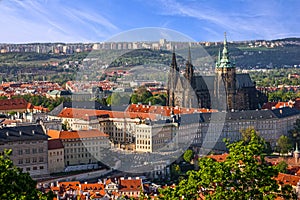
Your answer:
[215,32,236,111]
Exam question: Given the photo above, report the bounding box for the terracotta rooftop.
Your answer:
[81,183,105,191]
[48,129,108,140]
[0,98,29,110]
[57,107,158,121]
[119,178,142,192]
[265,156,300,166]
[275,173,300,186]
[207,153,229,162]
[48,139,64,150]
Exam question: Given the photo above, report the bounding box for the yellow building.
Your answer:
[48,129,110,167]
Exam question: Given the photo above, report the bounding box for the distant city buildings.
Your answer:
[1,38,299,55]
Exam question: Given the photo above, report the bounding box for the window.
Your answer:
[38,148,43,153]
[32,148,37,154]
[39,166,44,170]
[18,159,23,164]
[26,167,30,171]
[25,158,30,163]
[33,166,37,170]
[18,149,23,155]
[32,157,37,163]
[25,149,30,154]
[39,157,44,162]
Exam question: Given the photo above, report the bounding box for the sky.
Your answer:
[0,0,299,43]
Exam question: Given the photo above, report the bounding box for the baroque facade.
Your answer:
[167,33,267,111]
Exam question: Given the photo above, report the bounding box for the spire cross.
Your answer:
[224,32,227,45]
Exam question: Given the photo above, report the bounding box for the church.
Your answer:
[167,33,267,111]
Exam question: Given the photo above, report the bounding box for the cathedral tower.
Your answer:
[167,47,180,107]
[183,46,197,108]
[215,32,236,111]
[184,46,194,87]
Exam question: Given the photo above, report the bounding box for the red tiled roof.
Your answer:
[0,98,29,110]
[275,173,300,186]
[48,129,108,140]
[47,130,61,139]
[119,178,142,192]
[33,105,49,112]
[207,153,229,162]
[58,181,81,191]
[127,104,217,116]
[48,139,64,150]
[265,156,300,166]
[57,108,158,121]
[81,183,105,191]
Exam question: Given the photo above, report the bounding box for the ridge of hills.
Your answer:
[0,38,300,70]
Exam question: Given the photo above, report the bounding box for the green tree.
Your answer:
[130,86,153,104]
[183,149,194,163]
[277,135,292,156]
[289,119,300,147]
[275,161,288,173]
[170,164,181,181]
[160,129,296,199]
[0,149,54,200]
[240,126,259,143]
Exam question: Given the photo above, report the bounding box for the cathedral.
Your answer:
[167,33,267,111]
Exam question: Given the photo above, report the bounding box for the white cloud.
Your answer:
[0,0,119,43]
[154,0,298,41]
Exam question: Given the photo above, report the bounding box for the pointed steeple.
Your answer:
[171,46,179,72]
[185,45,194,85]
[217,32,234,68]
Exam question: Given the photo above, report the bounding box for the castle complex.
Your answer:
[167,33,267,111]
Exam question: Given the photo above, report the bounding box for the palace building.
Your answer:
[167,33,267,111]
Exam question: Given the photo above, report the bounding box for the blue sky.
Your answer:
[0,0,299,43]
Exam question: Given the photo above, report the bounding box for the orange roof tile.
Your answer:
[47,130,61,139]
[207,153,229,162]
[49,129,108,140]
[119,178,142,192]
[0,98,29,111]
[81,183,105,191]
[275,173,300,186]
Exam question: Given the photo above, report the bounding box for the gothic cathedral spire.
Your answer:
[216,32,234,69]
[184,45,194,88]
[167,46,179,107]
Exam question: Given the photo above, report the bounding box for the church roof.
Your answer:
[236,74,254,88]
[194,76,215,90]
[191,73,254,91]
